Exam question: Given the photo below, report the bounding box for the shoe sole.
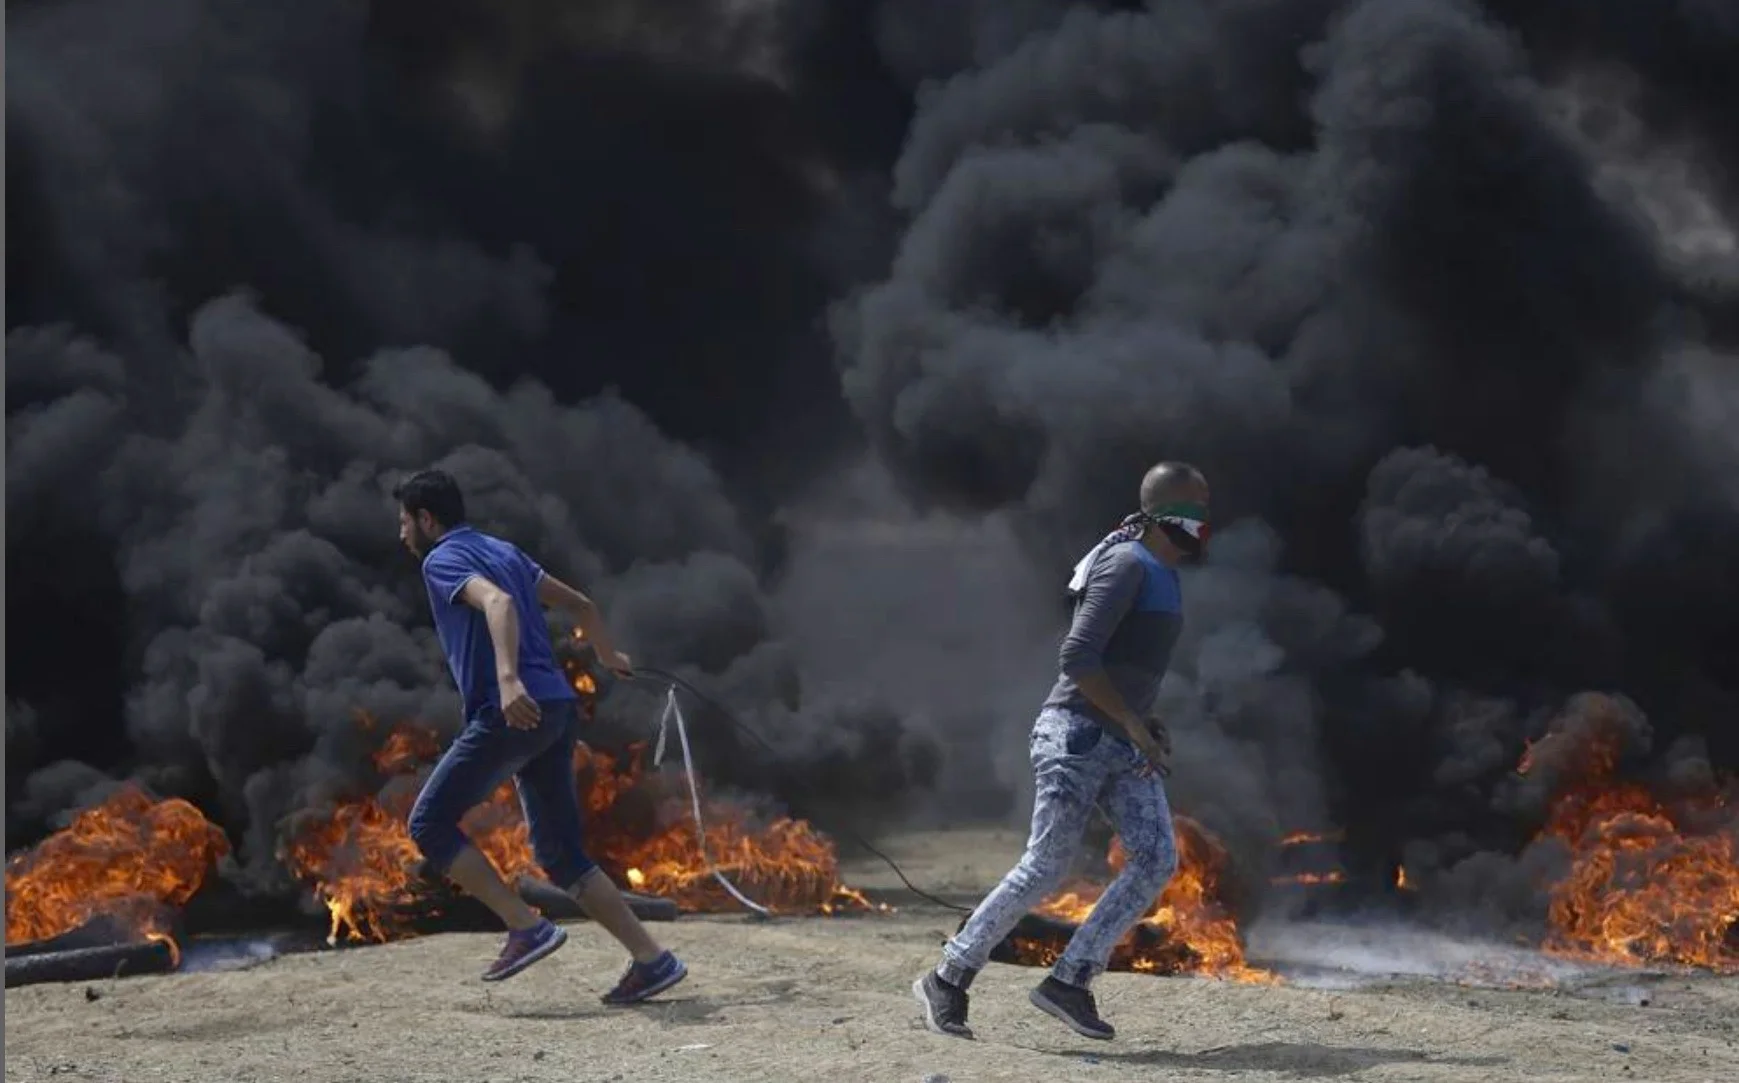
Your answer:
[911,977,974,1040]
[481,925,569,982]
[1028,985,1114,1041]
[602,958,689,1005]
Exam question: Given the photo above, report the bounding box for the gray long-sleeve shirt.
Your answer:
[1043,541,1183,729]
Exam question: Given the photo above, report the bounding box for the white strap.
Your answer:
[1066,539,1111,595]
[654,687,772,917]
[653,691,671,766]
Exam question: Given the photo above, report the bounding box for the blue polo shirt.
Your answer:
[419,526,577,718]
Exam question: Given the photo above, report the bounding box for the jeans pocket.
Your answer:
[1062,716,1104,756]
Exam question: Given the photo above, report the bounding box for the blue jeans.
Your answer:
[939,706,1178,989]
[408,697,597,889]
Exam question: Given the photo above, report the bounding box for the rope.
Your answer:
[629,668,972,915]
[650,686,773,918]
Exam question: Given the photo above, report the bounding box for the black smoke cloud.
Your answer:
[835,0,1739,919]
[5,293,901,890]
[9,0,1739,940]
[3,0,962,889]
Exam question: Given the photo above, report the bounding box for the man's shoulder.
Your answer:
[1096,542,1182,595]
[1080,542,1147,597]
[1095,541,1147,576]
[436,528,515,557]
[421,529,507,581]
[451,525,510,547]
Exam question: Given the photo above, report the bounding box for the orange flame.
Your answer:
[1518,711,1739,972]
[4,785,230,960]
[373,725,441,775]
[1533,781,1739,971]
[284,724,880,943]
[1024,818,1273,983]
[1270,871,1347,886]
[1279,829,1345,846]
[569,668,597,697]
[563,627,597,696]
[1271,827,1346,890]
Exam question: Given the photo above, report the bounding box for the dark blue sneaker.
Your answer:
[481,920,567,982]
[600,950,688,1004]
[1029,976,1115,1040]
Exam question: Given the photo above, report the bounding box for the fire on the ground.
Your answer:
[5,677,1735,980]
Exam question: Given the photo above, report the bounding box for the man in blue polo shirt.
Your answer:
[393,468,687,1000]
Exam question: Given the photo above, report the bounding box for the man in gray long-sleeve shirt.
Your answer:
[914,462,1211,1042]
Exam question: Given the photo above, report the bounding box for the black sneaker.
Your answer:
[1029,976,1114,1040]
[912,972,974,1039]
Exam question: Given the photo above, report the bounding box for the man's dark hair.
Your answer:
[393,469,466,528]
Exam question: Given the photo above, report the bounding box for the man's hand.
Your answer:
[499,673,542,730]
[1131,721,1171,778]
[596,648,634,679]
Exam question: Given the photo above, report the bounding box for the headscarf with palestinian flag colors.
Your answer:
[1066,501,1211,596]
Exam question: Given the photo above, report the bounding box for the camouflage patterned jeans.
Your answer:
[937,706,1178,989]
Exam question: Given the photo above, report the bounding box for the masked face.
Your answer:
[1147,501,1211,562]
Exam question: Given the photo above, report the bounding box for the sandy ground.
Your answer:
[6,828,1738,1083]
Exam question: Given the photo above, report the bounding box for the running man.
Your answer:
[394,468,687,1001]
[913,462,1211,1041]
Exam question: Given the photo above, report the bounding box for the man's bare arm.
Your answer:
[536,573,631,671]
[458,577,523,683]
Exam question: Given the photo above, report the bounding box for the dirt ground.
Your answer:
[6,828,1737,1083]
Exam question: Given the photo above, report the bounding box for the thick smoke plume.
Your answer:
[4,0,954,892]
[834,0,1739,915]
[10,0,1739,938]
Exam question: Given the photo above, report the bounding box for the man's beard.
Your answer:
[407,524,436,557]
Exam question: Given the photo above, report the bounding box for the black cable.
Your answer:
[624,667,972,914]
